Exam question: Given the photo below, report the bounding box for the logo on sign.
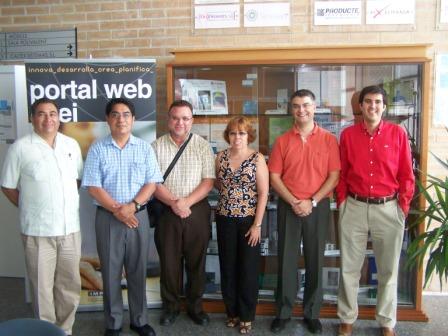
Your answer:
[246,9,258,21]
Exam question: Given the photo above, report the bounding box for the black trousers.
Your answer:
[155,198,211,314]
[275,197,329,320]
[216,214,260,322]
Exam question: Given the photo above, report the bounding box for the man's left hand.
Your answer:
[171,198,192,218]
[294,199,312,217]
[113,203,139,227]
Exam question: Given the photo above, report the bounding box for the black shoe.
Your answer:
[159,311,179,326]
[270,317,290,333]
[130,324,156,336]
[187,311,210,326]
[304,318,322,334]
[104,328,121,336]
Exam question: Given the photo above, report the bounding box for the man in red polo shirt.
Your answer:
[336,85,415,336]
[268,89,340,334]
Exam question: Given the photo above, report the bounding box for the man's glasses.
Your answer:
[170,116,193,123]
[110,111,132,119]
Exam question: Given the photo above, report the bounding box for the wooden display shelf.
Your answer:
[202,300,429,322]
[167,44,432,322]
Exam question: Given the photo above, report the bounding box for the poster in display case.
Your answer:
[179,79,228,115]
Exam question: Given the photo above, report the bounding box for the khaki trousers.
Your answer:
[337,197,405,328]
[22,231,81,335]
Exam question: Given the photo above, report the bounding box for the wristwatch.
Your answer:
[311,198,318,208]
[132,199,142,212]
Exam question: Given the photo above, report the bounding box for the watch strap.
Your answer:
[132,199,141,211]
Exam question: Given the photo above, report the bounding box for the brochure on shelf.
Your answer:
[179,78,228,115]
[276,88,288,113]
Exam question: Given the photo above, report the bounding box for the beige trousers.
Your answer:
[337,197,405,328]
[22,231,81,335]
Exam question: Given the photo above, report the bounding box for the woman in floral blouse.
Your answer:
[215,116,269,334]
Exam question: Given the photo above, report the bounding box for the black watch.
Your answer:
[132,199,141,212]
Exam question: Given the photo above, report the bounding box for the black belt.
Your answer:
[348,192,396,205]
[97,205,146,213]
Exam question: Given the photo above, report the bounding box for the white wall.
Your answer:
[0,144,26,277]
[0,65,28,277]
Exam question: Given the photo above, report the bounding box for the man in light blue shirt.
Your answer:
[82,97,162,336]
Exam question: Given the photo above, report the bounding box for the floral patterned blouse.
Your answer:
[216,149,259,217]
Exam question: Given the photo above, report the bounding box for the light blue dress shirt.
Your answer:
[82,134,163,204]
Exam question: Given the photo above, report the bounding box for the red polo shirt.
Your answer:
[268,124,341,199]
[336,120,415,214]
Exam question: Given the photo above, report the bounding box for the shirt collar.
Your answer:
[168,132,192,147]
[30,131,59,148]
[106,134,137,148]
[360,120,384,135]
[292,122,318,135]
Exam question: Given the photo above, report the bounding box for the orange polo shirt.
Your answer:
[268,124,341,199]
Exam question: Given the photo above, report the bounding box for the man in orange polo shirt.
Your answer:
[268,89,340,334]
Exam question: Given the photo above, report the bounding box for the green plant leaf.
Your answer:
[407,149,448,290]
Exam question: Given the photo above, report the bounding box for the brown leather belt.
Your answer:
[348,192,396,205]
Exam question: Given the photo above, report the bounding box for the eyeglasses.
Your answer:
[170,116,193,123]
[291,103,314,110]
[229,131,248,137]
[110,111,132,119]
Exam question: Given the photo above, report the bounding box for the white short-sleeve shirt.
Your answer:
[1,131,83,236]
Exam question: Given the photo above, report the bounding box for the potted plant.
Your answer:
[407,135,448,289]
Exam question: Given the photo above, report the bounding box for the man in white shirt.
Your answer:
[1,98,83,336]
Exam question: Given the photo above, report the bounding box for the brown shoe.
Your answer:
[338,323,353,336]
[381,327,396,336]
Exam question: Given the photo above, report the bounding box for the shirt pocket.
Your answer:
[377,141,400,170]
[101,161,115,179]
[131,161,146,186]
[311,150,329,178]
[22,161,48,181]
[61,155,79,180]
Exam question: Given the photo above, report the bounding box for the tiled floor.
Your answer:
[1,277,447,335]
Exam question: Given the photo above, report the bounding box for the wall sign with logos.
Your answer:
[366,0,415,25]
[193,0,291,30]
[314,1,362,26]
[313,0,416,27]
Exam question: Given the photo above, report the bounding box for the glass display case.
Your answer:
[166,45,430,321]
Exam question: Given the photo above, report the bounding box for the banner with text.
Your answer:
[25,59,159,310]
[25,59,156,122]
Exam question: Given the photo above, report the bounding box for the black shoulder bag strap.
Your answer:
[147,133,193,228]
[162,132,193,182]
